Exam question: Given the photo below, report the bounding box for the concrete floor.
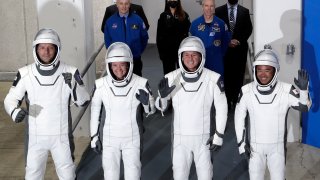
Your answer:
[0,45,320,180]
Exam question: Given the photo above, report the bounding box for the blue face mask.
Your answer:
[168,1,179,8]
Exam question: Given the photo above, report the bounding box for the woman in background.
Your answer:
[156,0,191,75]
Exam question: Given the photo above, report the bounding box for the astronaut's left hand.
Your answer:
[136,89,149,105]
[206,135,222,151]
[91,136,102,154]
[294,69,309,90]
[62,73,72,88]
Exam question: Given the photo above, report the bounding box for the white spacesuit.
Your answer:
[90,42,155,180]
[234,49,311,180]
[4,28,90,180]
[155,36,228,180]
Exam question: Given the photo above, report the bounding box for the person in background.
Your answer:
[4,28,90,180]
[101,0,149,33]
[215,0,252,110]
[190,0,230,78]
[104,0,148,77]
[235,49,311,180]
[90,42,155,180]
[156,0,191,75]
[155,36,228,180]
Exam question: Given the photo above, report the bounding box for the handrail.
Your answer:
[72,42,105,132]
[81,43,104,77]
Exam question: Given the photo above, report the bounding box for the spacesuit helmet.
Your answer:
[253,49,280,92]
[33,28,61,70]
[178,36,205,79]
[105,42,133,87]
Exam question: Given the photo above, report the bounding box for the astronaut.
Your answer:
[90,42,155,180]
[4,28,90,180]
[155,36,228,180]
[234,49,311,180]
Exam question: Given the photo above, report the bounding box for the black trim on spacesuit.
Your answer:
[136,105,144,158]
[215,130,224,138]
[68,95,75,161]
[34,76,60,86]
[289,85,299,98]
[109,87,132,96]
[254,94,277,104]
[25,93,30,164]
[216,76,225,93]
[237,90,243,103]
[209,101,216,137]
[74,70,84,85]
[181,72,201,82]
[256,81,277,95]
[36,61,60,76]
[12,72,21,87]
[73,83,78,102]
[181,82,202,92]
[284,109,289,164]
[292,103,309,112]
[289,85,309,112]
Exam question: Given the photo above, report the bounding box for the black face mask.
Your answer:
[168,1,179,8]
[228,0,238,5]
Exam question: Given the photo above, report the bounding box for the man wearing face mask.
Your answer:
[215,0,252,110]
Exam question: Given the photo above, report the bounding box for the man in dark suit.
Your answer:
[101,0,149,33]
[215,0,252,110]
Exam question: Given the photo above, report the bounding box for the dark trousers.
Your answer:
[224,46,249,107]
[161,57,179,75]
[133,57,143,76]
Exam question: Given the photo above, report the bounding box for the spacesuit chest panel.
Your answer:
[102,77,140,137]
[26,64,71,135]
[172,72,213,135]
[248,83,289,143]
[31,64,62,86]
[106,76,136,96]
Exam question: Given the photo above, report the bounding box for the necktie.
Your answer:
[229,6,235,33]
[122,17,126,40]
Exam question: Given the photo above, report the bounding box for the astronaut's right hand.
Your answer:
[206,134,223,151]
[158,77,175,98]
[91,136,102,154]
[14,108,28,123]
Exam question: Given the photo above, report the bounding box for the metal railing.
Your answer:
[72,42,104,132]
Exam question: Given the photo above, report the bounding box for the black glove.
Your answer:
[62,73,72,88]
[91,136,102,154]
[158,77,175,98]
[15,108,28,123]
[94,140,102,154]
[136,89,149,105]
[240,144,251,161]
[294,69,309,90]
[206,136,222,151]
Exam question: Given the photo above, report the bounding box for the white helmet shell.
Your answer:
[33,28,61,70]
[253,49,280,92]
[178,36,205,79]
[105,42,133,87]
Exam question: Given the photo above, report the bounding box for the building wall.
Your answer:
[0,0,38,79]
